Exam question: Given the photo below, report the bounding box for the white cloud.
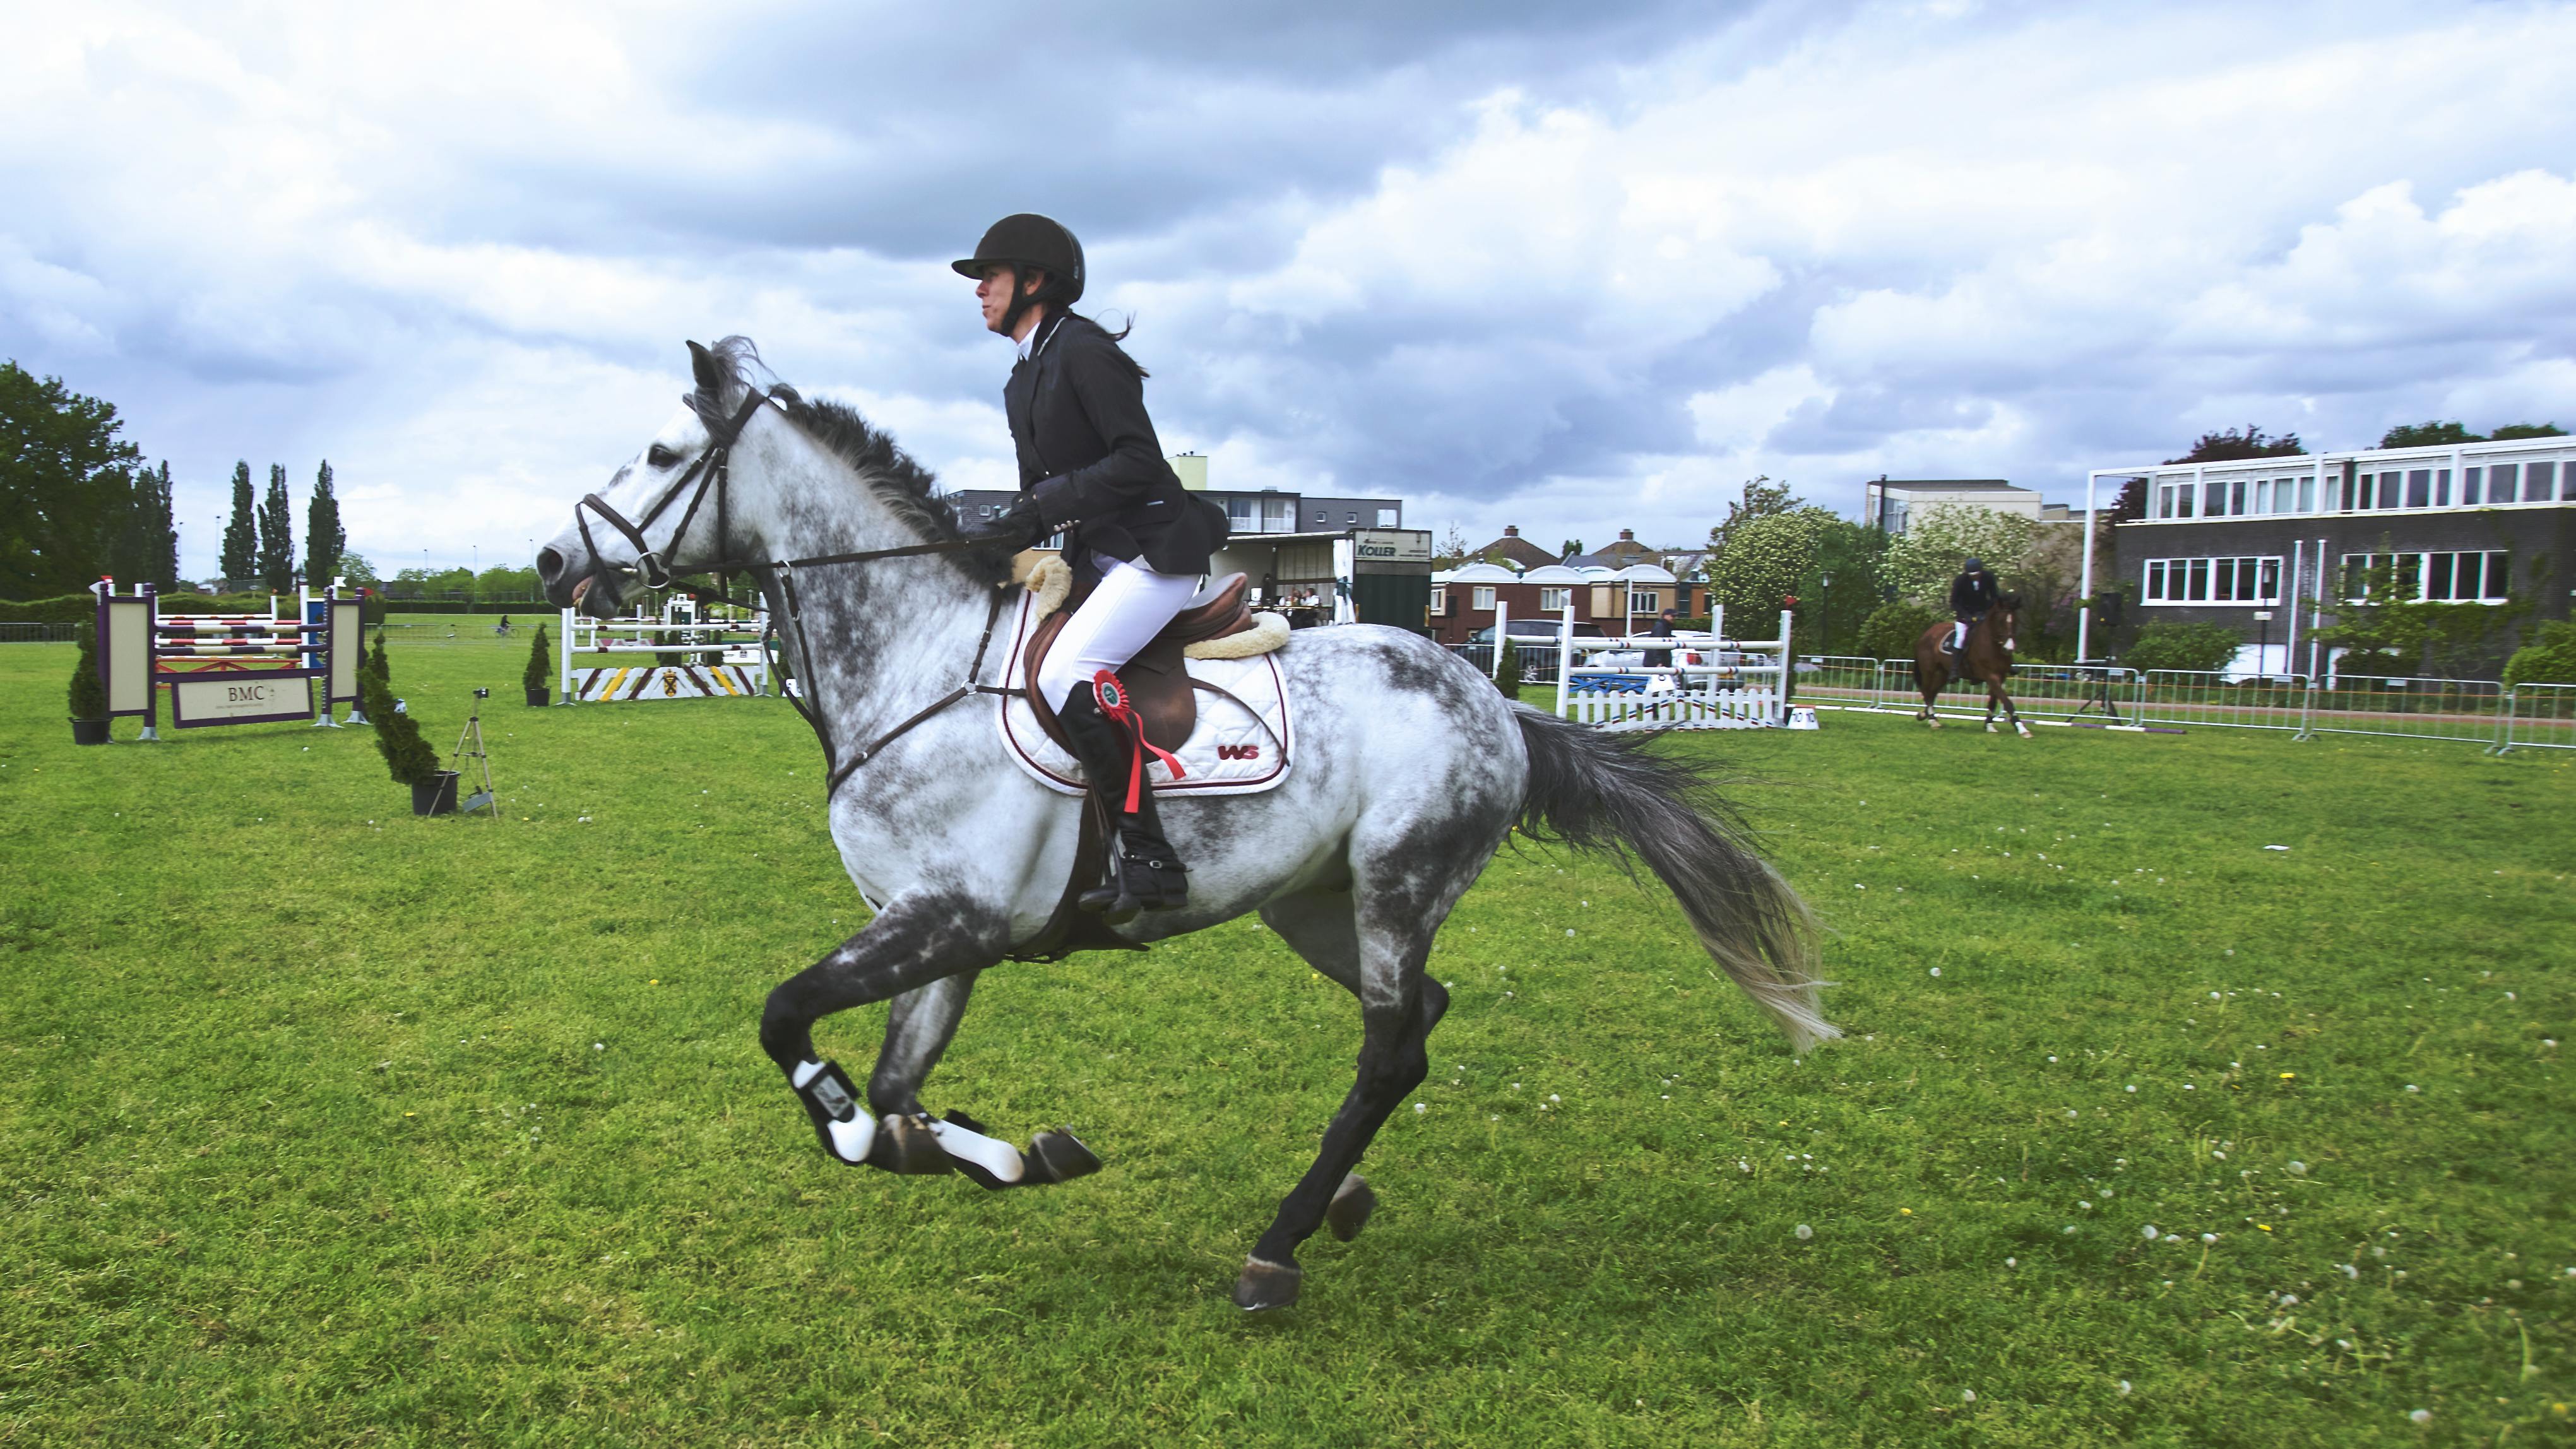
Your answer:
[3,0,2572,577]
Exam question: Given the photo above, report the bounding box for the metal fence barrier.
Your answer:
[2495,682,2576,753]
[2301,675,2505,745]
[2135,671,2314,733]
[1796,656,2135,725]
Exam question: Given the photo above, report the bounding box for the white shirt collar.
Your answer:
[1015,312,1060,362]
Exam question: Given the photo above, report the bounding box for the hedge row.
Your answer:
[0,591,285,624]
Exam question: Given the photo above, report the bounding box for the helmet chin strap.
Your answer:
[1001,268,1049,341]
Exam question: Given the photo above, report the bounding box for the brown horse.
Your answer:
[1912,592,2029,736]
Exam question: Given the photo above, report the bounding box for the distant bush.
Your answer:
[1858,601,1942,661]
[2123,620,2242,674]
[1,590,273,624]
[2502,620,2576,689]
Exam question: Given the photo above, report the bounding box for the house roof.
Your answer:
[1469,531,1559,570]
[1521,564,1589,584]
[1434,562,1521,584]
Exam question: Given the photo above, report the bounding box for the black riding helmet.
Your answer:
[952,213,1086,303]
[1962,557,1986,573]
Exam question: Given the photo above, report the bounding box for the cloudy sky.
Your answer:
[6,0,2573,580]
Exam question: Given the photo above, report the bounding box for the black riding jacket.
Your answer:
[1006,312,1228,581]
[1949,569,1998,620]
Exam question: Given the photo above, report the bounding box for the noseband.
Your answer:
[573,389,771,593]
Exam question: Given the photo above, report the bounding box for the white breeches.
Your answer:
[1037,559,1203,710]
[1952,620,1969,650]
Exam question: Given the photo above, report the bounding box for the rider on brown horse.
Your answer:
[1945,558,1998,658]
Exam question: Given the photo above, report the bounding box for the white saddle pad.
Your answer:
[994,586,1294,798]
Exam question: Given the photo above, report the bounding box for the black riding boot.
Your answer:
[1057,687,1190,924]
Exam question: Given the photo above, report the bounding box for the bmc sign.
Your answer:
[171,675,313,727]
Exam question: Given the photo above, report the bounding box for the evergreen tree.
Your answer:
[145,461,179,588]
[256,463,295,593]
[304,459,345,591]
[221,462,258,584]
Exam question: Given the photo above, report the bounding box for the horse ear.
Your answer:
[687,340,725,401]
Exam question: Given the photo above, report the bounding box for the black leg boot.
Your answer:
[1057,685,1190,921]
[1110,780,1190,914]
[1058,688,1146,924]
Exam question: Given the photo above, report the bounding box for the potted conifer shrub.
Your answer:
[68,634,111,745]
[363,664,452,813]
[1493,634,1523,699]
[524,620,552,706]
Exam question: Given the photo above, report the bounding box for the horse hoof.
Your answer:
[2016,723,2033,738]
[1986,722,1999,733]
[1325,1173,1377,1241]
[869,1113,953,1174]
[1025,1129,1102,1185]
[1232,1256,1302,1311]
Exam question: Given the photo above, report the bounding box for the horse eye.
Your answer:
[647,444,679,468]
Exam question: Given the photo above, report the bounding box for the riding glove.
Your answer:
[977,492,1051,550]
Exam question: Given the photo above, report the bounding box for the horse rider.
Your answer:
[1644,607,1677,670]
[961,213,1231,923]
[1945,557,1998,658]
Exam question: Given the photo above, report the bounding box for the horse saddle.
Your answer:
[1023,572,1257,755]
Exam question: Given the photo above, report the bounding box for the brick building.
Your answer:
[2090,434,2575,674]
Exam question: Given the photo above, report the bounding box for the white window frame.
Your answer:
[1473,585,1497,610]
[1430,585,1447,615]
[2342,550,2510,603]
[1539,586,1569,612]
[2142,555,2282,606]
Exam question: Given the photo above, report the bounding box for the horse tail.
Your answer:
[1509,706,1836,1051]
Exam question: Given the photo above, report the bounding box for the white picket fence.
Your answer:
[1554,605,1792,730]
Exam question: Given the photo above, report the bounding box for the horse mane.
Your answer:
[692,335,1012,586]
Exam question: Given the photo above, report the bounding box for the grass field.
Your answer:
[3,624,2572,1446]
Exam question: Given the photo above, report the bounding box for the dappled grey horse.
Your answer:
[537,338,1835,1310]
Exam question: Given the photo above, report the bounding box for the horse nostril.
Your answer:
[537,547,565,583]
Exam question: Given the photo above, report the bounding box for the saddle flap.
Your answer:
[1022,610,1197,757]
[1165,572,1254,647]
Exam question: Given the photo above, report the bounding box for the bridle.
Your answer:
[570,384,1011,794]
[574,389,992,593]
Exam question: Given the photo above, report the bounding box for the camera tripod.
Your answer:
[451,690,499,819]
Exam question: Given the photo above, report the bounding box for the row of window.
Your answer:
[1431,586,1665,615]
[2341,551,2513,603]
[2144,555,2283,605]
[1220,499,1402,531]
[2139,552,2512,605]
[2152,461,2573,519]
[2153,458,2575,522]
[973,499,1399,531]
